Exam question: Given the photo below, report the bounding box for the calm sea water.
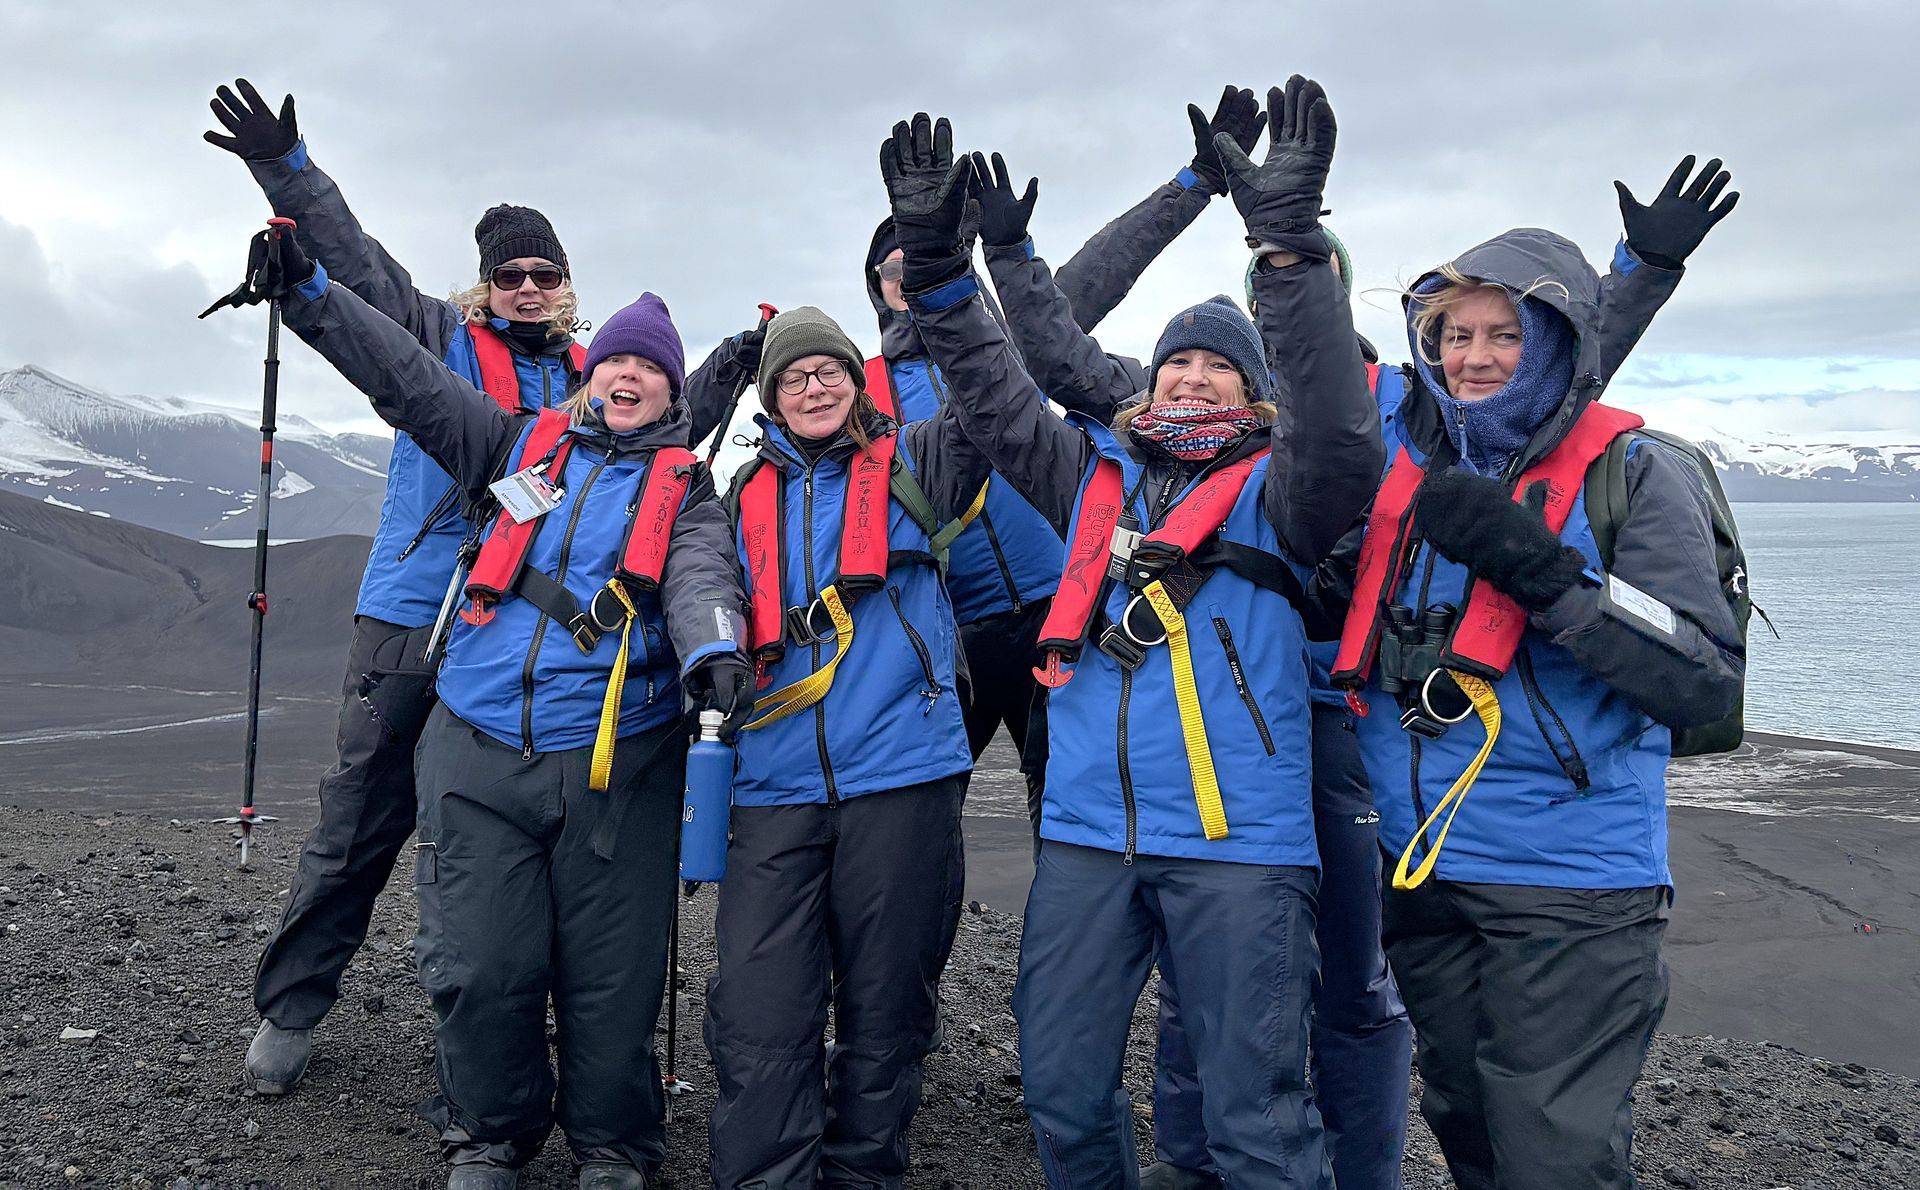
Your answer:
[1739,503,1920,750]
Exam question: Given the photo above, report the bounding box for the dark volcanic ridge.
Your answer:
[2,807,1917,1189]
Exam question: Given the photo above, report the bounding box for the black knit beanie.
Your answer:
[475,204,568,276]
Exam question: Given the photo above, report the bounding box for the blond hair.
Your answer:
[449,278,583,339]
[1405,264,1568,365]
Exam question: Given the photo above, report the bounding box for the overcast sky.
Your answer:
[3,0,1916,450]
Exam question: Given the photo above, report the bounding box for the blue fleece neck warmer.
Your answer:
[1411,286,1575,474]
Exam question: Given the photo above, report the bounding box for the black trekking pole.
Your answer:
[199,215,298,867]
[662,893,687,1120]
[704,303,778,470]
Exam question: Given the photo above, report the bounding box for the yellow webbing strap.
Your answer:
[739,585,854,732]
[1141,580,1229,841]
[1391,671,1501,890]
[929,482,988,557]
[588,581,640,793]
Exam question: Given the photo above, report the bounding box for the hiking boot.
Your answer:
[1139,1161,1218,1189]
[447,1165,518,1190]
[243,1019,312,1095]
[577,1161,649,1190]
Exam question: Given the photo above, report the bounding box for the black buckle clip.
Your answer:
[564,614,601,656]
[783,597,836,648]
[1096,624,1146,671]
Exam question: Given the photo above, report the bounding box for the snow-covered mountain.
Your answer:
[1641,416,1920,502]
[0,365,390,540]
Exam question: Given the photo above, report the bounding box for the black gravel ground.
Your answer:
[2,806,1917,1189]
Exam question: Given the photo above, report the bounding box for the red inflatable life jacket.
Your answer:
[1331,401,1644,691]
[460,409,696,648]
[1033,447,1272,685]
[737,430,899,679]
[468,321,586,413]
[863,356,897,421]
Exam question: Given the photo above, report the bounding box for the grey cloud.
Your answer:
[2,0,1916,434]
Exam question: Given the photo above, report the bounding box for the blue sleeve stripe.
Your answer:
[1021,237,1036,261]
[1612,237,1638,276]
[680,640,738,674]
[1174,166,1200,190]
[284,139,309,173]
[917,271,980,312]
[295,260,330,303]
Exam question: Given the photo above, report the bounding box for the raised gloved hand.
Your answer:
[1215,76,1336,260]
[686,653,754,740]
[1414,468,1590,612]
[722,322,766,377]
[968,151,1038,248]
[880,113,975,289]
[1187,85,1263,195]
[1614,155,1739,270]
[204,79,299,161]
[250,224,315,300]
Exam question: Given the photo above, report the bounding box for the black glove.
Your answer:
[724,323,765,377]
[968,151,1038,247]
[1215,76,1336,259]
[1414,468,1590,612]
[1187,85,1263,195]
[686,654,754,740]
[1614,155,1739,270]
[204,79,299,161]
[253,225,315,300]
[879,113,975,290]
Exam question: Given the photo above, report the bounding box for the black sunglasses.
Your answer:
[491,264,566,291]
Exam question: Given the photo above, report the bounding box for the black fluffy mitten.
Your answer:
[1414,468,1590,611]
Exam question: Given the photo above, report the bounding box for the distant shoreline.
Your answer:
[1743,729,1920,764]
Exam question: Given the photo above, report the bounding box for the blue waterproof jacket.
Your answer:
[1042,418,1320,865]
[868,219,1063,625]
[907,260,1382,866]
[282,267,745,755]
[728,411,984,805]
[245,141,577,626]
[1334,230,1743,889]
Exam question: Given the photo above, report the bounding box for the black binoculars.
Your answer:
[1379,603,1473,739]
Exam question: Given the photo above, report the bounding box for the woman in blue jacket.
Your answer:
[883,87,1382,1188]
[256,228,749,1190]
[702,305,989,1189]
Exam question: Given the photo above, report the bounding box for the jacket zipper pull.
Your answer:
[1122,841,1136,866]
[920,687,939,715]
[521,742,534,762]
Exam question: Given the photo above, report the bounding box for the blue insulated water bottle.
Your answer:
[680,709,734,882]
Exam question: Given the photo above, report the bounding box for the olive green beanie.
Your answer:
[756,306,867,411]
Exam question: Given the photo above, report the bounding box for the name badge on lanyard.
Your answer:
[490,465,564,524]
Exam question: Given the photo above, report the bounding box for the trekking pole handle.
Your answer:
[266,216,297,236]
[757,302,778,325]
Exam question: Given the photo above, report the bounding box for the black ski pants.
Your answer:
[1381,878,1670,1190]
[704,777,965,1189]
[413,705,682,1172]
[254,615,437,1030]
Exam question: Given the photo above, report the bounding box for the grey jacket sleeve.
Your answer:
[981,240,1145,422]
[280,268,516,503]
[661,467,751,671]
[1052,173,1215,332]
[1532,443,1743,728]
[907,272,1093,535]
[1252,258,1385,566]
[1593,241,1683,381]
[246,141,462,357]
[683,333,758,451]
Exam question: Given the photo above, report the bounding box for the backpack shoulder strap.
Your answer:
[1584,430,1637,568]
[888,455,985,560]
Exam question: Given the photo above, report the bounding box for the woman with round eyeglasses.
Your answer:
[702,306,991,1189]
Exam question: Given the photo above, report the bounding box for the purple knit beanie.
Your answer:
[583,293,685,397]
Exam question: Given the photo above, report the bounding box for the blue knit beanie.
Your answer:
[1149,295,1274,403]
[583,293,685,398]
